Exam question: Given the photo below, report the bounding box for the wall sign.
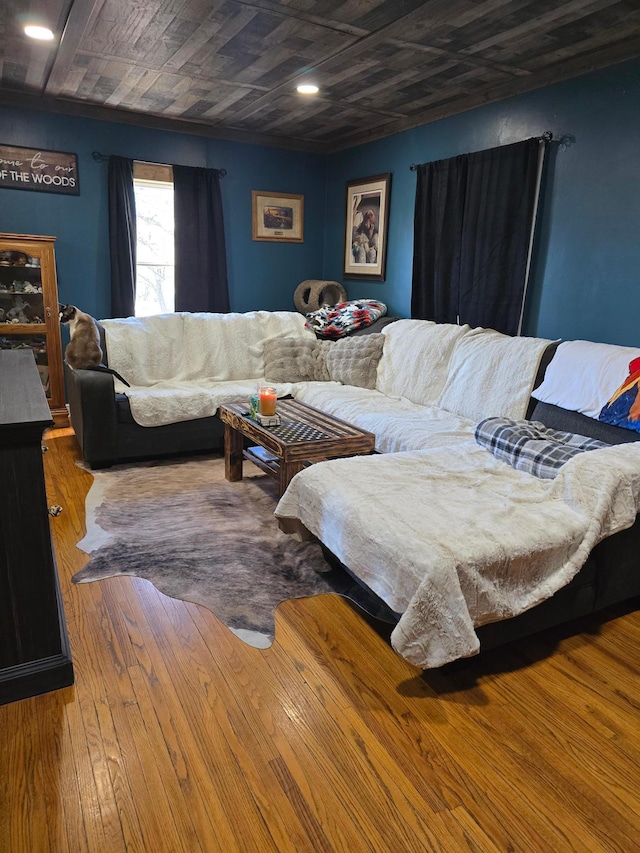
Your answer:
[0,144,80,195]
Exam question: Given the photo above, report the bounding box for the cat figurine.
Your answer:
[59,304,130,386]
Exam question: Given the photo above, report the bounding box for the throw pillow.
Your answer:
[263,338,328,383]
[599,356,640,432]
[319,333,385,390]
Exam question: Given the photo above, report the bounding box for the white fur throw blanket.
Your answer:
[100,312,315,426]
[275,441,640,668]
[436,327,554,421]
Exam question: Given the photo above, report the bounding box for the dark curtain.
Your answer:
[173,165,230,313]
[108,156,136,318]
[411,155,466,323]
[458,138,541,334]
[411,138,543,336]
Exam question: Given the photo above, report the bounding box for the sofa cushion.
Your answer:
[530,400,640,445]
[437,328,553,422]
[375,319,471,405]
[101,313,186,385]
[294,382,475,454]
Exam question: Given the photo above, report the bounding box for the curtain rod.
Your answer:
[91,151,227,176]
[409,131,554,171]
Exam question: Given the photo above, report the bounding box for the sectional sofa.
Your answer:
[64,311,640,667]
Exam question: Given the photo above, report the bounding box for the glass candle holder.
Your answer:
[259,386,277,416]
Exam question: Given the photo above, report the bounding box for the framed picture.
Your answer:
[252,191,304,242]
[343,173,391,280]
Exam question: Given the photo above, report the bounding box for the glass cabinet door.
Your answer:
[0,235,66,424]
[0,250,51,396]
[0,248,49,394]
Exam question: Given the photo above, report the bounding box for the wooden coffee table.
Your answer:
[219,398,375,496]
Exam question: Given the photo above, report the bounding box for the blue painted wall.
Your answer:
[0,107,326,319]
[325,58,640,347]
[2,56,639,347]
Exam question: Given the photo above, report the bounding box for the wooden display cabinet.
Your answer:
[0,233,67,427]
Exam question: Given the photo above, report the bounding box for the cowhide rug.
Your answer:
[73,454,396,648]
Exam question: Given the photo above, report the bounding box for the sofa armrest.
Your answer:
[65,363,118,467]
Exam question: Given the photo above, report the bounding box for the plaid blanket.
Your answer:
[475,417,609,479]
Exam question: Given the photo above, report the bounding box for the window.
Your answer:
[133,162,174,316]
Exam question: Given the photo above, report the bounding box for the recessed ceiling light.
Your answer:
[296,84,319,95]
[24,25,54,40]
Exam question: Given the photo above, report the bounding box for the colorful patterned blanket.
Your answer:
[306,299,387,339]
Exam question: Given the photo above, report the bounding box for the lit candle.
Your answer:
[259,386,277,416]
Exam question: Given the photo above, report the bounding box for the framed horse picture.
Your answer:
[343,173,391,280]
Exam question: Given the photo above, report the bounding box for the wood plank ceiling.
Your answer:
[2,0,640,152]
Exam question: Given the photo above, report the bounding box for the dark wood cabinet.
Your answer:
[0,350,74,705]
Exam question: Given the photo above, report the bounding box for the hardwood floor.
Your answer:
[1,429,639,852]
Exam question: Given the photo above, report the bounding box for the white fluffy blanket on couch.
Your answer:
[101,311,315,426]
[275,440,640,668]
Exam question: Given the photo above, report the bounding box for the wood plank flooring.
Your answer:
[1,429,638,852]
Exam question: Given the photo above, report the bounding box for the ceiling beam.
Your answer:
[44,0,106,96]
